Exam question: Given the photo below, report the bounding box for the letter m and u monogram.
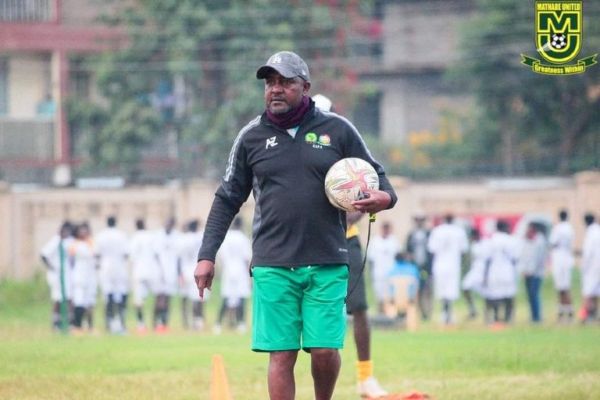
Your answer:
[536,1,582,64]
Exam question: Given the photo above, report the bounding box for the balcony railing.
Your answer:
[0,0,53,22]
[0,118,54,159]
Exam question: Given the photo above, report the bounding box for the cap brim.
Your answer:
[256,65,298,79]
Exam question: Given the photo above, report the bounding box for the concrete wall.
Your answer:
[1,171,599,280]
[375,1,475,143]
[382,1,474,70]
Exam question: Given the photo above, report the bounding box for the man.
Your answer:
[178,219,206,330]
[69,222,98,333]
[313,93,387,398]
[549,209,575,322]
[40,221,73,331]
[154,217,180,332]
[427,214,468,325]
[405,213,432,320]
[129,218,160,333]
[195,51,396,400]
[481,220,519,325]
[95,216,130,333]
[580,213,600,323]
[368,222,400,315]
[520,222,548,323]
[214,216,252,334]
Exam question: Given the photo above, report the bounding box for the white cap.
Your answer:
[312,94,332,112]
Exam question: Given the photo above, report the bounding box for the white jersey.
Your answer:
[481,232,519,299]
[69,239,97,307]
[41,235,73,301]
[368,234,399,302]
[462,240,487,293]
[549,221,575,290]
[95,227,130,294]
[368,235,399,278]
[427,223,468,300]
[155,229,181,294]
[582,223,600,297]
[129,229,160,281]
[179,230,205,299]
[217,229,252,301]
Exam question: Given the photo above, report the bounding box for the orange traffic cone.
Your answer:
[210,354,233,400]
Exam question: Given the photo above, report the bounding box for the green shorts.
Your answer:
[251,264,348,352]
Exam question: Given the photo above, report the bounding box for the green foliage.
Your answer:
[69,0,371,180]
[449,0,600,175]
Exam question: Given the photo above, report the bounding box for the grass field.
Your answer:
[1,274,599,400]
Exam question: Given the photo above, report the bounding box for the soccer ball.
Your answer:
[324,157,379,212]
[551,33,566,49]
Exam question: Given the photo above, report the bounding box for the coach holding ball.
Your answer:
[194,51,396,400]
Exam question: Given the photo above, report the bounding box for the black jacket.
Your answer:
[198,101,397,267]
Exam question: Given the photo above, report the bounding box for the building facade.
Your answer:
[0,0,123,184]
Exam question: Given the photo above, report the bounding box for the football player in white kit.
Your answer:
[427,214,469,325]
[367,222,399,315]
[129,218,160,333]
[580,213,600,323]
[40,221,74,331]
[214,216,252,334]
[461,228,487,320]
[69,222,98,333]
[154,217,180,332]
[95,216,130,334]
[481,220,520,326]
[178,219,206,330]
[549,210,575,322]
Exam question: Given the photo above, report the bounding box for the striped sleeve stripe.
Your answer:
[224,116,261,182]
[323,111,382,170]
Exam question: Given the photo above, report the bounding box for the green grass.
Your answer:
[1,274,599,399]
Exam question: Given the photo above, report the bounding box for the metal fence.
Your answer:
[0,118,54,159]
[0,0,53,22]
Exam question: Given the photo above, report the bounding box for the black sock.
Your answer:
[73,306,85,328]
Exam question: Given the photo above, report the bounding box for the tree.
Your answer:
[452,0,600,175]
[70,0,376,181]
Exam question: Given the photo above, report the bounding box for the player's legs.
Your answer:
[503,297,514,323]
[192,300,204,330]
[105,293,115,331]
[214,298,228,334]
[463,289,477,320]
[441,299,453,325]
[311,348,341,400]
[345,236,387,397]
[268,350,298,400]
[236,298,247,332]
[119,293,128,329]
[418,266,433,320]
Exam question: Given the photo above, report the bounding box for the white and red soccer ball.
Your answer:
[324,157,379,212]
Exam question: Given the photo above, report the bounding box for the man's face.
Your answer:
[264,71,310,114]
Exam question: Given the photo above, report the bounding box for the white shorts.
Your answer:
[582,267,600,297]
[551,265,572,291]
[372,275,389,302]
[72,282,97,307]
[133,278,158,305]
[47,272,72,302]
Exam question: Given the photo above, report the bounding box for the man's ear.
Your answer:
[303,81,311,95]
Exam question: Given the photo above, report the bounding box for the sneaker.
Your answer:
[192,318,205,331]
[213,324,222,335]
[155,324,169,334]
[236,323,247,334]
[357,376,388,398]
[136,324,147,335]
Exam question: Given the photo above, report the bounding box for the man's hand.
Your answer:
[194,260,215,299]
[351,189,392,214]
